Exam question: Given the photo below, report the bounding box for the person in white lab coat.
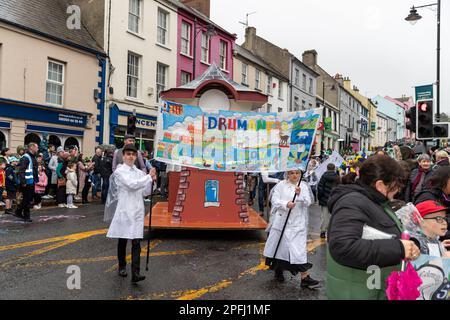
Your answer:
[104,144,157,284]
[263,169,320,288]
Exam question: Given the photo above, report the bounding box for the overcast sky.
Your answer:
[211,0,449,113]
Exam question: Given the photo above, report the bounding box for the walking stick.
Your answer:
[268,170,304,267]
[145,180,154,271]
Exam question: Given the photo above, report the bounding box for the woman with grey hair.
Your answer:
[405,154,432,202]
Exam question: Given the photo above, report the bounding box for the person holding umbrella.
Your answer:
[326,155,421,300]
[263,169,319,288]
[104,144,157,284]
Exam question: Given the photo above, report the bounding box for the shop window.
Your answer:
[48,135,62,148]
[0,131,6,149]
[24,133,41,146]
[64,137,79,150]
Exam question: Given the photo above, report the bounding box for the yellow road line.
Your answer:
[10,250,196,269]
[127,238,326,300]
[1,239,79,268]
[0,229,108,252]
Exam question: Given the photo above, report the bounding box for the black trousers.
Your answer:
[56,185,66,204]
[16,185,34,219]
[101,176,110,204]
[82,176,91,203]
[118,239,141,274]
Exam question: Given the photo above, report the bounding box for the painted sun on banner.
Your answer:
[155,101,322,172]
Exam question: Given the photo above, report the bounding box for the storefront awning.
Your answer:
[26,124,84,137]
[0,98,91,128]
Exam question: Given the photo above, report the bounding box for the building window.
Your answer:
[302,74,306,90]
[241,63,248,85]
[46,60,64,106]
[128,0,141,33]
[127,52,140,98]
[181,71,191,85]
[309,78,313,94]
[255,70,260,90]
[156,62,168,102]
[201,32,210,63]
[295,69,300,86]
[278,81,283,99]
[157,8,168,45]
[181,21,191,55]
[219,40,227,70]
[267,104,272,113]
[267,75,272,95]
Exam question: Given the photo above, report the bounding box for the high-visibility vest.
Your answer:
[23,153,34,185]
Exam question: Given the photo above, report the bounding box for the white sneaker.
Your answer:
[67,204,78,209]
[33,204,41,210]
[58,204,65,208]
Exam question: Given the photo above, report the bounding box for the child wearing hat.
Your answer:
[414,200,450,258]
[4,155,20,215]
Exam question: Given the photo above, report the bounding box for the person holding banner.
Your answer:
[104,144,157,284]
[263,169,319,289]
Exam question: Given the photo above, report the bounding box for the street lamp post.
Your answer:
[405,0,441,121]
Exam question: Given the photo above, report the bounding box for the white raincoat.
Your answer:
[263,180,312,265]
[105,163,153,240]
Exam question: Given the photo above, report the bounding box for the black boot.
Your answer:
[274,268,285,282]
[13,210,24,219]
[5,209,13,215]
[118,268,128,277]
[131,270,145,284]
[23,212,32,223]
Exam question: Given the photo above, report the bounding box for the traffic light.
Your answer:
[416,99,434,139]
[127,114,137,135]
[433,123,449,139]
[405,106,417,134]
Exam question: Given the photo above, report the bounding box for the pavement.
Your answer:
[0,199,327,300]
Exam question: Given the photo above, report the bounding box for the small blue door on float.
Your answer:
[205,180,219,207]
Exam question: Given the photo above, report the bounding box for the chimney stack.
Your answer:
[334,74,343,85]
[180,0,211,18]
[302,50,318,67]
[243,26,257,51]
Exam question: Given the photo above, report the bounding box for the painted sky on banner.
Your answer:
[155,101,322,172]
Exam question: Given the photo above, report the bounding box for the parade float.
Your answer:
[146,64,321,230]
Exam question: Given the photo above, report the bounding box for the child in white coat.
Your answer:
[65,162,78,209]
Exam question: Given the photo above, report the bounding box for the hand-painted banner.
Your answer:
[155,100,322,172]
[412,255,450,300]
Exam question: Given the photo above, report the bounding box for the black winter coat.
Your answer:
[327,182,405,270]
[100,155,113,179]
[414,188,450,240]
[317,171,340,206]
[5,165,18,192]
[92,154,102,174]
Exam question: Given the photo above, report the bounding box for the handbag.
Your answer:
[57,178,66,187]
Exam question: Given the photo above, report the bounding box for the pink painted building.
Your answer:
[176,3,236,86]
[385,95,415,141]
